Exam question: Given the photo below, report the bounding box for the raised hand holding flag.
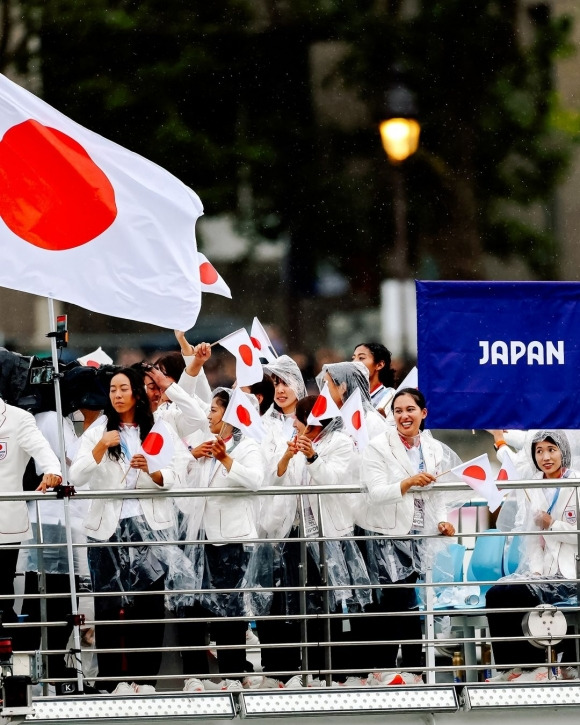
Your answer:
[221,387,266,443]
[217,328,264,387]
[307,381,342,426]
[339,388,369,450]
[450,453,504,512]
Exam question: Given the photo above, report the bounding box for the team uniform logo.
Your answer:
[564,507,577,524]
[0,441,7,460]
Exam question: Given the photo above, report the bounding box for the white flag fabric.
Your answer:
[217,328,264,387]
[396,366,418,392]
[139,419,174,472]
[0,74,203,330]
[250,317,278,363]
[77,346,113,367]
[222,387,266,443]
[339,388,370,450]
[198,252,231,298]
[307,381,342,426]
[450,453,503,512]
[496,449,521,483]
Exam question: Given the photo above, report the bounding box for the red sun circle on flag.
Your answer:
[236,405,251,427]
[0,120,117,250]
[351,410,362,430]
[199,261,218,285]
[497,469,509,481]
[238,344,254,366]
[142,432,164,456]
[86,360,100,368]
[250,336,262,350]
[463,465,486,480]
[311,395,327,418]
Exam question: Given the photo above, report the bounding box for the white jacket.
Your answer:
[0,399,62,543]
[359,427,449,535]
[260,430,356,540]
[528,474,578,580]
[181,436,264,544]
[69,423,178,541]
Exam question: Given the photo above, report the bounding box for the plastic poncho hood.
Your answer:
[263,355,307,401]
[530,429,571,471]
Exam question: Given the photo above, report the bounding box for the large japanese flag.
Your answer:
[250,317,278,363]
[450,454,503,512]
[339,388,369,450]
[198,252,231,298]
[0,75,203,330]
[307,381,342,426]
[222,387,266,443]
[218,328,264,387]
[140,419,175,472]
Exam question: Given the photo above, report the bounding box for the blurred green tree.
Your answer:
[12,0,580,299]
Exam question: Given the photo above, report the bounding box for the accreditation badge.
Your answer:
[0,441,7,460]
[564,507,577,524]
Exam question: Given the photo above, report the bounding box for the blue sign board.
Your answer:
[416,281,580,429]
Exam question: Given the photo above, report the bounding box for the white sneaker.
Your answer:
[400,672,424,685]
[310,678,327,688]
[183,678,205,693]
[221,679,244,691]
[285,675,308,689]
[246,629,260,646]
[112,682,135,695]
[518,667,549,683]
[485,668,523,682]
[338,677,367,687]
[133,684,156,694]
[243,676,284,689]
[367,671,405,687]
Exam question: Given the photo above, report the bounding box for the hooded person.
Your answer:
[486,429,579,683]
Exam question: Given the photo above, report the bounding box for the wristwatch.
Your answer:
[306,453,319,464]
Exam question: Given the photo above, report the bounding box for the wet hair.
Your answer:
[249,377,275,416]
[391,388,427,432]
[155,352,185,383]
[104,367,154,461]
[354,342,396,388]
[212,389,231,410]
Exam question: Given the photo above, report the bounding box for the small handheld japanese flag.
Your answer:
[217,328,264,387]
[496,449,521,483]
[339,388,369,450]
[139,419,174,472]
[222,387,266,443]
[307,381,342,426]
[250,317,278,363]
[198,252,232,298]
[396,366,418,392]
[77,346,113,367]
[450,453,503,512]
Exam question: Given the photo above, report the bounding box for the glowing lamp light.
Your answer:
[379,117,421,163]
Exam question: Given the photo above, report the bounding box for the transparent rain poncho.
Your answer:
[492,430,578,606]
[244,421,371,616]
[263,355,307,402]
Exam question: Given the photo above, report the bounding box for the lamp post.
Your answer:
[379,69,420,361]
[379,69,420,279]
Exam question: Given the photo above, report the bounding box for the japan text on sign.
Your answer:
[416,281,580,429]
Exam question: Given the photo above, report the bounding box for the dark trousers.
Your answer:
[349,574,423,672]
[180,543,248,679]
[487,583,577,667]
[20,572,77,680]
[93,575,166,692]
[0,546,20,630]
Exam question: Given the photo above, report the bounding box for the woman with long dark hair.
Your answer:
[70,367,179,694]
[352,342,396,414]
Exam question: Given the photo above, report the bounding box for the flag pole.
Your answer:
[46,297,85,693]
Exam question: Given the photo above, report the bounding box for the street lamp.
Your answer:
[379,69,420,361]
